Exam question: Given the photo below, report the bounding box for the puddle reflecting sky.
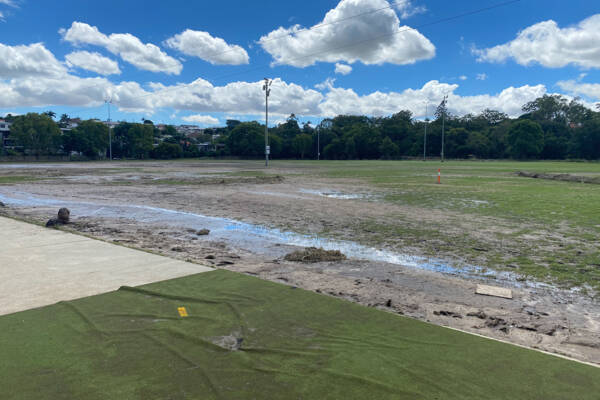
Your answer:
[0,190,544,289]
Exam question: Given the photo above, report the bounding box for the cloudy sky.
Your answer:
[0,0,599,126]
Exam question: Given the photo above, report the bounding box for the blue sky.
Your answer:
[1,0,599,126]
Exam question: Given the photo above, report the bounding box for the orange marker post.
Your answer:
[437,168,441,184]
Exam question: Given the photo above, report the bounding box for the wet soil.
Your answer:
[0,161,598,365]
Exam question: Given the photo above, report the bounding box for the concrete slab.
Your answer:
[476,284,513,299]
[0,217,213,316]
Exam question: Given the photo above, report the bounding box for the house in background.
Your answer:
[0,119,12,149]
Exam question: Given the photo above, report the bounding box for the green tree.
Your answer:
[63,120,109,158]
[226,120,242,130]
[344,136,357,159]
[128,124,154,159]
[58,114,70,128]
[465,131,490,159]
[507,120,544,159]
[522,95,568,123]
[445,128,469,158]
[571,119,600,160]
[479,109,508,125]
[379,136,399,159]
[276,115,302,158]
[9,113,61,156]
[292,134,312,159]
[323,138,344,159]
[351,126,381,159]
[151,142,183,159]
[226,122,264,157]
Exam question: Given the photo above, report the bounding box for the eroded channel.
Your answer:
[0,190,543,289]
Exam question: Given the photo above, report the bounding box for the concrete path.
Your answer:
[0,217,213,316]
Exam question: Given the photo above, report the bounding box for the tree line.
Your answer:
[2,94,600,160]
[2,113,208,159]
[222,95,600,160]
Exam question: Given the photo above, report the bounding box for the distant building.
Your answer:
[0,119,12,148]
[102,121,119,129]
[59,118,83,134]
[197,142,225,152]
[176,125,205,136]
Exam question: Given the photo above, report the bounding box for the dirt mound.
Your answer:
[284,247,346,263]
[516,171,600,184]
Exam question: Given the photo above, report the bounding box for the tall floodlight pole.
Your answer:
[423,100,428,161]
[262,78,272,167]
[105,99,113,161]
[317,129,320,161]
[441,95,448,163]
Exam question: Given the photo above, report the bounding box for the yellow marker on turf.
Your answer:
[178,307,188,317]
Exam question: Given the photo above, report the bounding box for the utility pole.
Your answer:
[441,94,448,163]
[105,99,113,161]
[262,78,272,167]
[423,100,428,161]
[317,129,320,161]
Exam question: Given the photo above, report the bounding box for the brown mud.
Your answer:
[0,161,598,365]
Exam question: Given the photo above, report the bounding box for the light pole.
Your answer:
[262,78,272,167]
[423,100,429,161]
[105,99,113,161]
[317,128,320,160]
[441,94,448,163]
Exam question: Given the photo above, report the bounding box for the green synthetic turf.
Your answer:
[1,270,597,399]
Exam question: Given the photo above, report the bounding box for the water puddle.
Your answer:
[0,190,537,288]
[299,189,376,200]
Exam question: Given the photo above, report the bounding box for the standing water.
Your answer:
[0,190,530,286]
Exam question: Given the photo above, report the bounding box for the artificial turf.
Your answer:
[1,269,597,399]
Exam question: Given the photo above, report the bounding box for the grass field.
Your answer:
[312,160,600,229]
[1,269,598,400]
[266,160,600,291]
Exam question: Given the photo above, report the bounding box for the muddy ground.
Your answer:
[0,161,598,365]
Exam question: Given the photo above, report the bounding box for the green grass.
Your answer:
[255,160,600,291]
[305,160,600,229]
[0,269,597,400]
[0,175,40,184]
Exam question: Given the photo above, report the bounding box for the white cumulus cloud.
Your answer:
[474,14,600,68]
[258,0,435,67]
[2,40,592,120]
[318,80,549,118]
[394,0,427,19]
[165,29,248,65]
[556,80,600,100]
[60,21,182,74]
[315,77,336,91]
[182,114,220,125]
[0,42,66,78]
[334,63,352,75]
[65,51,121,75]
[476,73,488,81]
[147,78,324,116]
